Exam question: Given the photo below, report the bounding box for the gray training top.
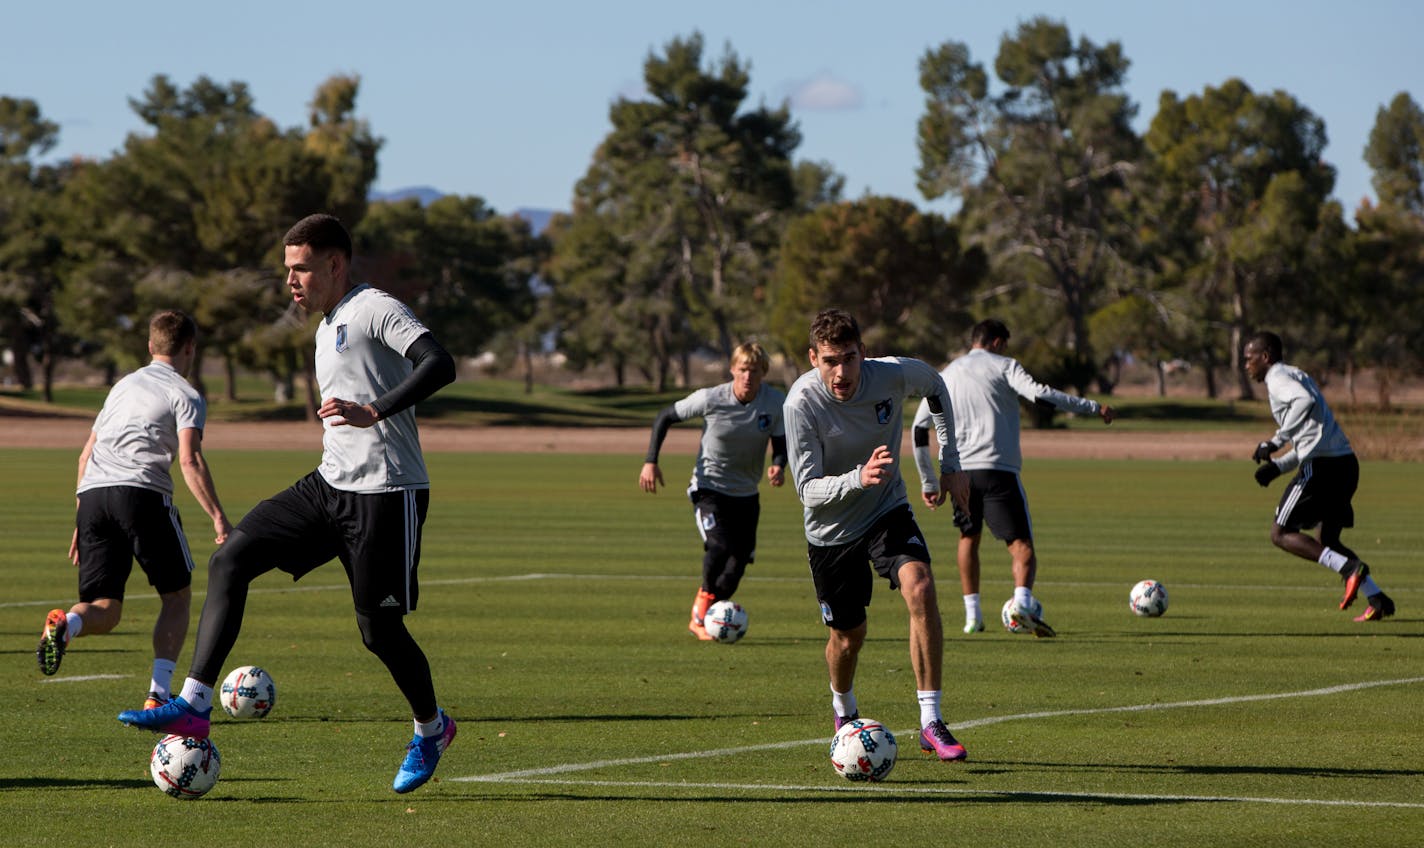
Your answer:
[674,382,787,498]
[315,284,433,493]
[78,359,206,497]
[784,356,958,546]
[912,348,1101,482]
[1262,361,1352,473]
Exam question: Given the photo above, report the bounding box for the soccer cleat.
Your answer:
[687,618,715,640]
[37,609,68,676]
[964,618,984,634]
[1340,559,1370,610]
[393,710,457,793]
[833,712,860,733]
[919,719,968,761]
[1354,592,1395,623]
[1010,603,1056,638]
[117,695,211,738]
[690,588,716,626]
[142,691,170,711]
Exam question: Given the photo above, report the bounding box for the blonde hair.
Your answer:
[731,341,770,375]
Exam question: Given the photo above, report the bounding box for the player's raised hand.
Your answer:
[859,445,894,487]
[639,461,664,493]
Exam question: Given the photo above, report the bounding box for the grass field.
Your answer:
[3,447,1422,846]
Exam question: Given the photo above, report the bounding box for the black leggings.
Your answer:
[191,529,437,719]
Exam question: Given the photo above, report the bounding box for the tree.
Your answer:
[356,195,546,360]
[1142,79,1336,397]
[551,32,801,389]
[0,97,64,396]
[771,196,985,370]
[49,74,382,405]
[916,18,1141,390]
[1365,92,1424,215]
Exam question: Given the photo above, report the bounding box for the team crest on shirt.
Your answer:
[334,324,349,353]
[757,413,771,432]
[875,398,893,425]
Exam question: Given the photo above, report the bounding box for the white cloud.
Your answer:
[787,73,863,111]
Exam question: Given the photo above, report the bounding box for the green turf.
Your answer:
[2,448,1422,846]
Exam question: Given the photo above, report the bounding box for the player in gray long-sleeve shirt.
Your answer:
[912,319,1114,636]
[640,342,787,639]
[783,309,972,761]
[1244,331,1393,621]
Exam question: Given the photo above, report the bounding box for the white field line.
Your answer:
[473,777,1424,810]
[38,673,129,684]
[0,572,1369,610]
[455,676,1424,787]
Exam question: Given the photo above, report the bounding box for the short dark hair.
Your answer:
[149,310,197,356]
[809,309,861,350]
[1245,331,1283,363]
[284,213,352,259]
[970,319,1010,348]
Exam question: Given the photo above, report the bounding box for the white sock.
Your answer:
[65,612,83,640]
[917,690,942,728]
[150,659,177,699]
[1361,576,1382,597]
[963,593,981,623]
[1318,548,1349,572]
[831,686,858,719]
[416,711,445,738]
[178,678,214,713]
[1014,586,1034,609]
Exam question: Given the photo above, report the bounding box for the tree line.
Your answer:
[3,19,1422,414]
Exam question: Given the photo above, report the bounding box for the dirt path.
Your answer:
[0,415,1256,460]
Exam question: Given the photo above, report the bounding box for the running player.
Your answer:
[118,214,461,793]
[783,308,972,761]
[640,342,787,639]
[38,310,232,715]
[911,319,1114,636]
[1244,331,1394,621]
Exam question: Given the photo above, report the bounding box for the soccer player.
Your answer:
[37,310,232,715]
[640,342,787,639]
[118,214,461,793]
[1244,331,1394,621]
[911,319,1115,636]
[783,308,972,761]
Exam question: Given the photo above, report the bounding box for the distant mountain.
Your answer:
[369,185,444,206]
[368,186,559,235]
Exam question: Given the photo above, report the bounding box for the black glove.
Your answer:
[1254,463,1282,487]
[1251,441,1279,463]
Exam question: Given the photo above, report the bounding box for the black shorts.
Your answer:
[952,469,1033,543]
[235,471,430,615]
[806,505,931,632]
[75,486,195,602]
[1276,454,1358,532]
[692,489,760,562]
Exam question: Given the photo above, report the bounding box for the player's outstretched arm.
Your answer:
[178,428,232,544]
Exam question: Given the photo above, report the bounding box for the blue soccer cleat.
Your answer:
[117,695,211,738]
[393,710,457,793]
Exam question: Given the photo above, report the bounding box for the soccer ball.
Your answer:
[1001,596,1043,634]
[220,665,277,719]
[1129,579,1169,617]
[829,718,897,782]
[704,600,748,643]
[150,734,220,799]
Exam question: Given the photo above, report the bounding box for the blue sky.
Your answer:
[7,0,1419,218]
